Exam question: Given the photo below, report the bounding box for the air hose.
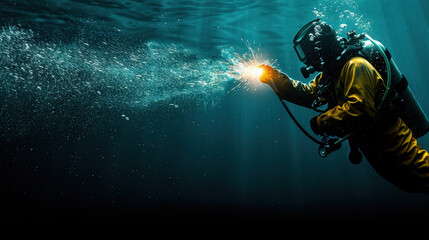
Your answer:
[268,81,322,145]
[366,35,392,113]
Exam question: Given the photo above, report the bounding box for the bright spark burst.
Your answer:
[224,40,277,92]
[239,60,264,83]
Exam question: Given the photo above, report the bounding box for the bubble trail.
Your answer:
[0,25,274,139]
[0,26,236,138]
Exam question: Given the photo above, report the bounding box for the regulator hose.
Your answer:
[269,81,323,145]
[366,34,392,112]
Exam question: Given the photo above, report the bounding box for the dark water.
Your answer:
[2,0,429,221]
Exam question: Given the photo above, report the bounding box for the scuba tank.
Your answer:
[334,31,429,139]
[357,36,429,138]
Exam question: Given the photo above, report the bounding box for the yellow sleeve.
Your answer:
[273,73,322,108]
[316,57,384,136]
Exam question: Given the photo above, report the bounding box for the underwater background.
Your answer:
[1,0,429,220]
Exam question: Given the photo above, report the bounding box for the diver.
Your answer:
[259,19,429,193]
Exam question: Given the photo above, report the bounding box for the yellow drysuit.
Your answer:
[269,57,429,193]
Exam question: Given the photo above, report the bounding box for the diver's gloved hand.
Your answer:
[310,116,321,135]
[259,64,285,85]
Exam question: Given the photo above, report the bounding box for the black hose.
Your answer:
[276,94,323,145]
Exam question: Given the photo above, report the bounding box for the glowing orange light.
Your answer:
[225,42,276,91]
[249,66,263,78]
[241,63,264,83]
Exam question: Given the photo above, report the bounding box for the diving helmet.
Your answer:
[293,19,342,78]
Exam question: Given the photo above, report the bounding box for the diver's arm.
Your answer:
[281,76,320,107]
[260,65,319,108]
[313,57,381,136]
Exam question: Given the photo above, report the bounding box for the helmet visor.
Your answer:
[294,44,306,63]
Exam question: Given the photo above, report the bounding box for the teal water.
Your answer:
[1,0,429,219]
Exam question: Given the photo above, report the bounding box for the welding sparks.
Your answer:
[223,41,277,91]
[243,65,264,81]
[234,58,265,84]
